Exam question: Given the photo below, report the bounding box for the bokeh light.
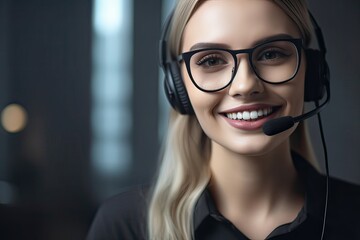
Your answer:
[1,104,28,133]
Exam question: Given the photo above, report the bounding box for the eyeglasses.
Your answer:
[177,38,303,92]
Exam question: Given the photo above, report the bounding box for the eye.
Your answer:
[254,44,294,66]
[196,54,228,68]
[258,49,289,61]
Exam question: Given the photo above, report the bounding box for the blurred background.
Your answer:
[0,0,359,239]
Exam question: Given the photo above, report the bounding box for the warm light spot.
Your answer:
[1,104,28,133]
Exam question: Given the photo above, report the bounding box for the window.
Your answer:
[91,0,133,199]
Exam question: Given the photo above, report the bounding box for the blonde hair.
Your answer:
[148,111,210,239]
[148,0,317,239]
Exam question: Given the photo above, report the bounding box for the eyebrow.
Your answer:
[253,34,295,45]
[189,34,295,51]
[190,42,231,51]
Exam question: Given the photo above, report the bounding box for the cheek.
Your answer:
[276,61,306,115]
[181,66,223,132]
[182,66,214,113]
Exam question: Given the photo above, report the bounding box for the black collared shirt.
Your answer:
[87,153,360,240]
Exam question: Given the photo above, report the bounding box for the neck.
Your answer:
[209,140,302,214]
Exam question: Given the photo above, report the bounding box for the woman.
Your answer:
[87,0,360,239]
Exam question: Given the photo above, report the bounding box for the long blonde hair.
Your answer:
[148,1,317,239]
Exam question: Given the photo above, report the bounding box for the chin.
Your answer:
[211,129,293,157]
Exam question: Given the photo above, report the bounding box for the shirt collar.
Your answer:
[193,152,327,231]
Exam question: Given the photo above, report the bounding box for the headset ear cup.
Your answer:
[164,62,194,115]
[304,49,327,102]
[163,74,177,111]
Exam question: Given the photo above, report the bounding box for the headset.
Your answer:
[159,7,330,240]
[159,13,194,115]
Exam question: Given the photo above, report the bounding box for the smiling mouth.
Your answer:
[224,107,280,121]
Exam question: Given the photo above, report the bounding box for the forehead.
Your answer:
[182,0,301,51]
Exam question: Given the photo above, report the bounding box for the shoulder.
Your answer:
[87,185,150,240]
[326,177,360,237]
[329,176,360,206]
[99,184,149,223]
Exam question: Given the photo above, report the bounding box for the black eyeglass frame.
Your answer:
[177,38,303,93]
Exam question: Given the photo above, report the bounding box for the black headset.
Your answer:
[159,10,330,115]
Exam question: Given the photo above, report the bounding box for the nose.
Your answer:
[228,57,264,97]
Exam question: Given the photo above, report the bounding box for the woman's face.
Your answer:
[181,0,306,156]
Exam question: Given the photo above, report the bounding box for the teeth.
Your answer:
[237,112,242,120]
[250,111,258,119]
[226,107,273,121]
[243,111,250,120]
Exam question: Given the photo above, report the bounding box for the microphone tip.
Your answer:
[263,116,295,136]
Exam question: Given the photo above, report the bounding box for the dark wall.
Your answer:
[0,0,93,239]
[131,0,162,189]
[307,0,360,183]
